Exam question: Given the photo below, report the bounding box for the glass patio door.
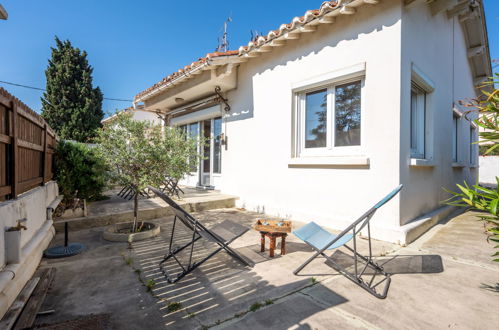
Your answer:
[200,120,211,186]
[198,117,222,188]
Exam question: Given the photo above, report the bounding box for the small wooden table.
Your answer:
[253,220,292,257]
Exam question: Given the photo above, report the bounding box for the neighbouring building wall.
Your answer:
[479,156,499,186]
[0,182,58,319]
[399,3,478,226]
[221,0,404,242]
[132,109,163,125]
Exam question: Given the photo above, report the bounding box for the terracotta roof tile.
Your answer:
[135,50,238,101]
[134,1,340,102]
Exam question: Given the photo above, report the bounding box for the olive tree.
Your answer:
[96,112,199,232]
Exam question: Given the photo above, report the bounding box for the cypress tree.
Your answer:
[41,37,103,142]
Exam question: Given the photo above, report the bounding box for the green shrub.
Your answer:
[55,140,108,203]
[479,145,499,156]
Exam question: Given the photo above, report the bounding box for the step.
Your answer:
[53,194,237,232]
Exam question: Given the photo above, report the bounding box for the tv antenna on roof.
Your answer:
[216,16,232,52]
[250,30,262,42]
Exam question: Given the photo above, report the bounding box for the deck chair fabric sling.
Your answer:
[293,185,403,299]
[148,186,251,283]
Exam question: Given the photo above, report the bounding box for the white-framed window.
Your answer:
[295,78,363,157]
[470,125,477,165]
[452,112,459,162]
[409,64,435,162]
[410,83,426,159]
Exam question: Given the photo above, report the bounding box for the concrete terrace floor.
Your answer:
[34,210,498,329]
[87,187,235,217]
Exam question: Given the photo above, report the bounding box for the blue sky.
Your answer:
[0,0,497,116]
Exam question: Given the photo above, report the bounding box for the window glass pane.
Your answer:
[335,81,361,147]
[410,91,418,150]
[213,117,222,174]
[470,127,476,164]
[304,89,327,148]
[188,123,199,172]
[203,120,211,173]
[410,87,426,158]
[188,123,198,139]
[452,116,458,162]
[178,125,187,139]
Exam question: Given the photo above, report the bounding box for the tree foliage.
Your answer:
[95,113,200,231]
[41,37,103,142]
[55,140,108,204]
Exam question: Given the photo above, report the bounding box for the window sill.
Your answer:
[410,158,435,167]
[469,164,478,169]
[451,162,466,168]
[289,156,370,167]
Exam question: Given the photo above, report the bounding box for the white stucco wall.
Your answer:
[399,3,478,226]
[219,0,404,242]
[146,0,482,244]
[132,109,163,125]
[479,156,499,186]
[0,182,58,318]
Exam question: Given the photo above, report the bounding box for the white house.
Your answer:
[101,105,164,127]
[132,0,491,244]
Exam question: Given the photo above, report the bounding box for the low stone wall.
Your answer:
[0,181,59,319]
[479,156,499,186]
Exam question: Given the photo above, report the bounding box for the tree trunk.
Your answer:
[133,191,139,233]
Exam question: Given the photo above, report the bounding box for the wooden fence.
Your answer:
[0,88,57,201]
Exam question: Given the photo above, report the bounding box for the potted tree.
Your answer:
[96,112,199,242]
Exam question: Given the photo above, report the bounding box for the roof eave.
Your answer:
[0,5,8,20]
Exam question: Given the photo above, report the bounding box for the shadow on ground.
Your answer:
[130,212,330,328]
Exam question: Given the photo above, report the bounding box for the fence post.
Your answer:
[42,124,48,184]
[10,101,18,198]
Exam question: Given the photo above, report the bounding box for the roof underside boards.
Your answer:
[436,0,492,87]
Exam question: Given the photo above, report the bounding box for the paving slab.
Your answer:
[130,210,338,328]
[227,210,499,330]
[35,228,163,330]
[298,253,498,329]
[32,208,499,330]
[217,291,364,330]
[419,211,498,266]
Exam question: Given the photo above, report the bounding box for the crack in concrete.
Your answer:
[204,280,322,329]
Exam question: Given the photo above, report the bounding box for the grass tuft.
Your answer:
[167,302,182,313]
[249,302,263,312]
[145,279,156,291]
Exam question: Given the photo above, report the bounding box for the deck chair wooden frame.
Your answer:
[148,186,251,283]
[293,185,403,299]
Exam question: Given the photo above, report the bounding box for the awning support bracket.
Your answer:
[215,86,230,112]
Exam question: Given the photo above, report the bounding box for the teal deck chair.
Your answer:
[293,185,403,299]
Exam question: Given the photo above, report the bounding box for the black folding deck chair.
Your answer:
[293,185,403,299]
[149,186,251,283]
